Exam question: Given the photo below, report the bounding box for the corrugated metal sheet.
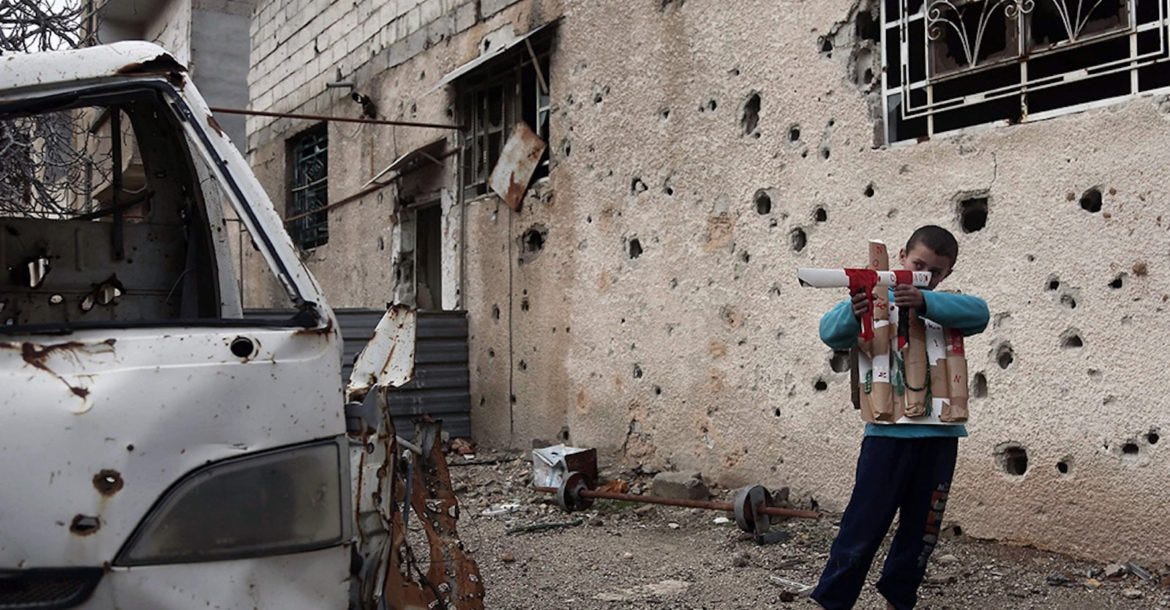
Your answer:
[244,308,471,439]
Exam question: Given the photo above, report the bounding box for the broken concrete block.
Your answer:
[651,471,709,500]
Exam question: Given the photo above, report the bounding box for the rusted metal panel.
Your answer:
[384,420,484,610]
[488,122,546,211]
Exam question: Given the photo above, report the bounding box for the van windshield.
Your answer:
[0,85,297,332]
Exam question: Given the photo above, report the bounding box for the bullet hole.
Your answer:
[593,91,604,104]
[492,304,500,320]
[518,360,527,371]
[562,139,572,157]
[126,444,134,452]
[663,178,674,196]
[230,336,256,359]
[741,92,761,137]
[92,469,124,496]
[863,183,875,197]
[488,348,495,358]
[1087,368,1102,380]
[829,350,850,373]
[947,524,964,537]
[995,443,1028,476]
[1109,274,1125,289]
[558,427,571,442]
[1132,261,1149,276]
[820,36,834,56]
[788,125,801,142]
[1060,329,1083,349]
[958,196,989,233]
[754,190,772,215]
[1046,276,1061,291]
[660,108,671,120]
[70,514,101,536]
[1059,294,1077,309]
[1079,187,1103,213]
[706,99,717,111]
[813,207,828,222]
[586,215,592,223]
[773,407,782,417]
[633,364,643,379]
[739,250,750,263]
[1025,254,1036,262]
[819,146,831,160]
[813,378,828,391]
[631,177,647,195]
[996,342,1014,369]
[971,372,987,398]
[1146,430,1160,445]
[790,227,807,252]
[519,224,548,264]
[520,298,530,311]
[628,238,643,259]
[1122,441,1140,456]
[654,385,662,396]
[1056,458,1071,475]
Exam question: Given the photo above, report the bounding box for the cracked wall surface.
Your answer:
[247,0,1170,562]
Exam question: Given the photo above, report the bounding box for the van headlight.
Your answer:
[115,438,350,566]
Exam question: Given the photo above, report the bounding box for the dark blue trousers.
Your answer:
[811,436,958,610]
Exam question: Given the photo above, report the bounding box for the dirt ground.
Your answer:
[444,450,1170,609]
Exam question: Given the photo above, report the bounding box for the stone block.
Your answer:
[652,471,709,501]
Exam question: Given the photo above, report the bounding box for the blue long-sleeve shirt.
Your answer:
[820,289,990,438]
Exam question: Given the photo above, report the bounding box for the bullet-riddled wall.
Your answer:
[247,0,1170,561]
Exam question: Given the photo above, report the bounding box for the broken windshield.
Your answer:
[0,85,294,331]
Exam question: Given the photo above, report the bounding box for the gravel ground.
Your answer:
[445,451,1169,609]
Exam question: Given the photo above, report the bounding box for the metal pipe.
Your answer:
[208,107,466,131]
[533,487,820,520]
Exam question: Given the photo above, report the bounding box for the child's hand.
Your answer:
[893,284,925,310]
[850,291,870,319]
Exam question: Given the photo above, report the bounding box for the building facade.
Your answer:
[245,0,1170,562]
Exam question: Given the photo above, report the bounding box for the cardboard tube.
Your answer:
[868,241,895,421]
[942,330,969,422]
[903,312,929,417]
[926,321,950,400]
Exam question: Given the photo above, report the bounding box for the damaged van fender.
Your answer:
[0,42,479,609]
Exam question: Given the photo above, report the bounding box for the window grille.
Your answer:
[881,0,1170,143]
[289,125,328,249]
[460,44,551,198]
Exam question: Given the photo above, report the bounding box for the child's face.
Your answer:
[899,244,954,289]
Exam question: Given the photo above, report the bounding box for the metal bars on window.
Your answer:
[882,0,1170,143]
[459,43,551,197]
[289,126,328,249]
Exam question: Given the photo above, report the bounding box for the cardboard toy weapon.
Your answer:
[797,240,969,424]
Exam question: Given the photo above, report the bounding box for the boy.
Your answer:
[810,225,989,610]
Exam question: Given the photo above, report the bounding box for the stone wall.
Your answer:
[247,0,1170,562]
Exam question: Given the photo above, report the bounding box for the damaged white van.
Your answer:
[0,43,480,609]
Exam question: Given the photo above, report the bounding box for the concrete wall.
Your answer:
[247,0,1170,562]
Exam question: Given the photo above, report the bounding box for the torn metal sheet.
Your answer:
[383,420,484,609]
[488,122,546,211]
[363,137,448,188]
[345,304,417,404]
[430,22,557,93]
[531,444,598,488]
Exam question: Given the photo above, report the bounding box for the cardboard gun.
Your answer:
[797,241,968,424]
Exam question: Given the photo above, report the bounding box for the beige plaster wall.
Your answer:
[248,0,1170,562]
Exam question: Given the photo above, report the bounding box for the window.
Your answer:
[881,0,1170,143]
[288,125,328,249]
[459,38,551,198]
[0,86,257,329]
